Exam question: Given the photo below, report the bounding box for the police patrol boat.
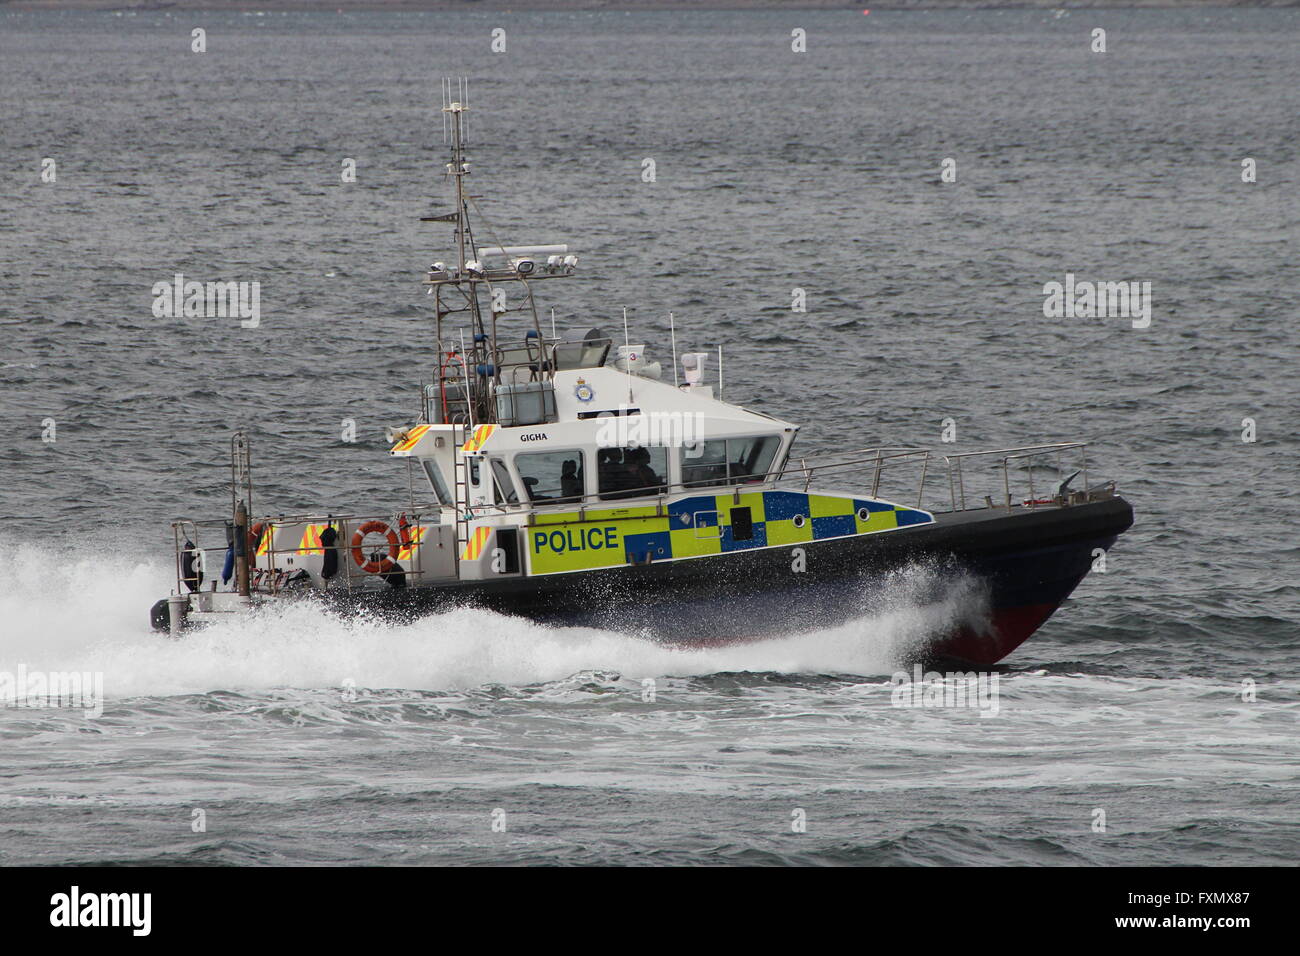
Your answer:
[150,89,1133,667]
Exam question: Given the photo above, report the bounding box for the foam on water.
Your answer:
[0,540,983,698]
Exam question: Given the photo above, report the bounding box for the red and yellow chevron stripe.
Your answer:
[298,524,329,555]
[398,525,426,561]
[461,424,497,454]
[390,424,431,454]
[460,526,492,561]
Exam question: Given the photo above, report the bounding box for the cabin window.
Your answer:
[490,458,519,505]
[598,446,668,501]
[729,435,782,482]
[421,459,452,505]
[680,440,728,488]
[515,450,584,505]
[681,436,781,489]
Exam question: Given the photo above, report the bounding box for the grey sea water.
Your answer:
[0,8,1297,866]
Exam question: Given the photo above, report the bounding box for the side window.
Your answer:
[421,460,452,505]
[598,446,668,501]
[681,436,780,488]
[728,436,781,483]
[515,450,584,505]
[490,458,519,505]
[680,439,728,489]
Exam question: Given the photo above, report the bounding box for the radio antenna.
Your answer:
[669,311,679,386]
[441,78,450,143]
[460,77,469,144]
[623,306,634,404]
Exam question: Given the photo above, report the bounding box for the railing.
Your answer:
[423,336,613,426]
[780,442,1107,514]
[171,512,435,600]
[782,447,933,507]
[941,442,1089,511]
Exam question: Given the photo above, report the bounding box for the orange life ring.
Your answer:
[351,520,400,574]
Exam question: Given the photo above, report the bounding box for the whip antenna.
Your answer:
[669,311,679,386]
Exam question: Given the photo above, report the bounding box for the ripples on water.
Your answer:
[0,8,1297,865]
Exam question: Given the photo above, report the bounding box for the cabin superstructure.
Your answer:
[395,363,827,581]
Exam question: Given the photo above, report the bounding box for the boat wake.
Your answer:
[0,540,989,700]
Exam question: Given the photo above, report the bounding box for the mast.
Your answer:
[423,78,580,428]
[446,93,471,277]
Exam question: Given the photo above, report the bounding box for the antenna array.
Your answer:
[441,76,469,144]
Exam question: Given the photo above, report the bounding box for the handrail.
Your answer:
[940,442,1089,511]
[938,441,1087,461]
[172,512,433,597]
[781,447,931,506]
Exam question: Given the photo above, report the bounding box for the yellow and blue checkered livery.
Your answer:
[523,491,932,575]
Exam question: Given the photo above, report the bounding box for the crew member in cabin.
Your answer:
[597,449,626,498]
[560,458,583,501]
[627,447,664,495]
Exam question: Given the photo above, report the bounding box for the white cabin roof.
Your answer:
[390,366,796,459]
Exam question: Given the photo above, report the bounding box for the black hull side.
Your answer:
[317,496,1134,667]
